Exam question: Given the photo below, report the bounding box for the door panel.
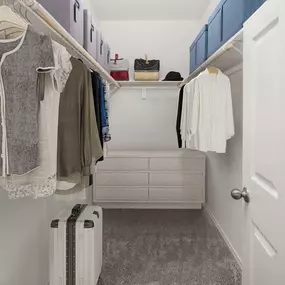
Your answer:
[243,0,285,284]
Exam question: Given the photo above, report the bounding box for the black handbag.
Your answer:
[134,58,160,72]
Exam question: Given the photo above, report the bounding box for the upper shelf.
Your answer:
[119,81,182,89]
[180,29,243,88]
[3,0,120,88]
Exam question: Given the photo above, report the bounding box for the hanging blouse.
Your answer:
[181,69,235,153]
[57,58,103,185]
[0,25,54,176]
[4,41,72,199]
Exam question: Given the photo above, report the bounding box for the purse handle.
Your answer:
[145,54,149,64]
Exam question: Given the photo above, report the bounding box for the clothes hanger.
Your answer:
[0,22,25,37]
[0,21,25,39]
[207,66,219,74]
[0,0,29,30]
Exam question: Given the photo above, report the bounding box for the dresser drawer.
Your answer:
[149,187,204,202]
[96,172,149,186]
[96,187,148,201]
[97,157,149,171]
[150,173,204,187]
[150,157,205,172]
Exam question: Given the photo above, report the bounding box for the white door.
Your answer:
[242,0,285,284]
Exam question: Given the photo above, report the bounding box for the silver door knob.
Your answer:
[231,187,250,203]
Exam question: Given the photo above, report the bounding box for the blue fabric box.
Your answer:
[190,44,196,73]
[207,1,223,57]
[208,0,265,57]
[244,0,266,21]
[190,25,208,73]
[223,0,266,43]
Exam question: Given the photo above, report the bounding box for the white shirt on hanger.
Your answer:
[180,78,198,149]
[190,69,235,153]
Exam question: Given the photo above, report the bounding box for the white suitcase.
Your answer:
[49,204,103,285]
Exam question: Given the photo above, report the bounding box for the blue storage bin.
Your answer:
[244,0,266,20]
[222,0,244,42]
[189,25,208,73]
[196,25,208,67]
[208,0,265,57]
[190,44,196,73]
[223,0,266,43]
[207,1,223,57]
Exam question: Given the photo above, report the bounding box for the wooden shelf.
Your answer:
[180,29,243,88]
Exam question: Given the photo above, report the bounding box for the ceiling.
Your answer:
[90,0,211,21]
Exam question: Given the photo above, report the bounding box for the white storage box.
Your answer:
[104,42,111,73]
[83,10,97,60]
[38,0,84,46]
[96,31,105,67]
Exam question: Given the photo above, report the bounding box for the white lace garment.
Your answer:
[4,41,72,199]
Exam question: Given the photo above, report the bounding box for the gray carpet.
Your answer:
[98,210,241,285]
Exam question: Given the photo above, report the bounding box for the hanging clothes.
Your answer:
[57,57,103,185]
[180,77,200,150]
[176,85,185,148]
[0,25,55,176]
[91,72,104,162]
[99,79,107,134]
[4,41,72,199]
[180,69,234,153]
[103,82,111,142]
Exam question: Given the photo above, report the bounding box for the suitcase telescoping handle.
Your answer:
[74,0,80,23]
[71,204,86,217]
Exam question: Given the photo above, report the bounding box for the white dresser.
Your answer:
[94,150,205,209]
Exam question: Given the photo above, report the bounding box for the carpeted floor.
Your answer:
[98,209,241,285]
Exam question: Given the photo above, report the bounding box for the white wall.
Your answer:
[100,20,200,79]
[108,88,180,150]
[205,70,243,264]
[0,188,91,285]
[90,0,210,21]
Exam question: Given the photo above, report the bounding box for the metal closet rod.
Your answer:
[1,0,121,89]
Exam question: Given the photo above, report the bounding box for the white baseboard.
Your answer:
[95,201,202,209]
[204,203,242,268]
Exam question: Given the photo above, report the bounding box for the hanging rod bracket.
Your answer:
[232,41,243,55]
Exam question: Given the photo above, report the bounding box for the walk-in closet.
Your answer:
[0,0,284,284]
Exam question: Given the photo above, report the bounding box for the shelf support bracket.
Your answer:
[141,88,147,100]
[232,42,243,55]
